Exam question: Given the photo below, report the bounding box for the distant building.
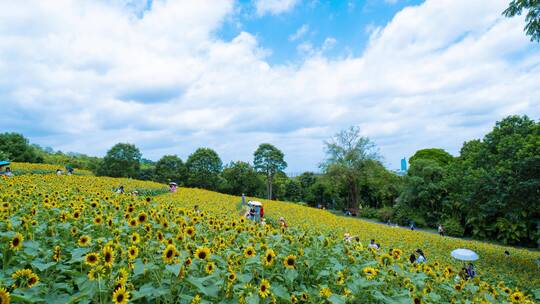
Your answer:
[401,158,407,172]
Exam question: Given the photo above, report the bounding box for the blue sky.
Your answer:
[0,0,539,173]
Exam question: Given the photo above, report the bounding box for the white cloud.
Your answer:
[0,0,539,172]
[254,0,301,16]
[289,24,309,41]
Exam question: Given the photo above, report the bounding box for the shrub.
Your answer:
[442,217,465,237]
[392,204,427,227]
[359,207,378,219]
[377,206,394,222]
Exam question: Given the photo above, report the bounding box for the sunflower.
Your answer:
[78,235,91,247]
[112,286,129,304]
[85,252,100,266]
[227,272,237,282]
[195,247,211,260]
[127,245,138,260]
[510,291,525,303]
[300,292,309,301]
[205,261,215,274]
[130,232,140,244]
[128,218,138,227]
[290,294,298,303]
[319,287,332,298]
[185,226,196,238]
[336,272,345,285]
[0,287,10,304]
[162,244,177,264]
[454,283,463,291]
[102,246,115,268]
[244,246,256,258]
[116,268,129,285]
[137,211,147,224]
[259,279,271,298]
[93,215,103,225]
[264,249,276,266]
[380,253,393,266]
[27,273,39,288]
[12,269,39,288]
[53,246,61,262]
[283,255,296,269]
[10,233,23,251]
[363,267,378,280]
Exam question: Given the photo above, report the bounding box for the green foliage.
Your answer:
[153,155,187,184]
[283,178,303,202]
[409,148,454,167]
[220,161,264,196]
[253,143,287,199]
[186,148,223,191]
[322,126,380,209]
[441,218,464,237]
[0,132,43,163]
[503,0,540,42]
[96,143,142,178]
[359,207,378,219]
[376,206,394,222]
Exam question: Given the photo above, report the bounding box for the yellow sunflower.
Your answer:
[259,279,271,298]
[78,235,91,247]
[10,233,24,251]
[0,287,10,304]
[195,247,211,260]
[283,255,296,269]
[130,232,140,244]
[112,286,130,304]
[263,249,276,266]
[319,287,332,298]
[127,245,138,260]
[205,261,216,274]
[102,245,115,268]
[85,252,100,266]
[162,244,177,264]
[244,246,256,258]
[510,291,525,303]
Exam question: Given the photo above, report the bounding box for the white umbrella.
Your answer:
[451,249,479,261]
[248,201,262,207]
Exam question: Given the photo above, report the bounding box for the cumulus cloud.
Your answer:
[254,0,301,16]
[0,0,539,172]
[289,24,310,41]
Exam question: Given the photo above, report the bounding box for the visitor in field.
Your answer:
[56,169,63,175]
[260,205,264,218]
[409,220,415,231]
[169,182,177,193]
[466,263,476,279]
[504,250,510,257]
[409,253,416,263]
[116,185,125,194]
[416,249,426,263]
[368,239,379,250]
[194,205,200,213]
[438,224,445,236]
[2,167,13,177]
[279,217,288,228]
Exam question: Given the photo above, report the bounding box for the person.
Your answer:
[409,253,416,263]
[416,249,426,263]
[241,193,246,205]
[466,263,476,279]
[278,217,288,228]
[131,190,138,196]
[410,221,415,231]
[438,224,445,236]
[260,205,264,218]
[193,205,200,213]
[4,167,13,177]
[116,185,125,194]
[344,233,353,242]
[169,182,177,193]
[56,169,63,175]
[66,166,74,175]
[368,239,379,250]
[504,250,510,257]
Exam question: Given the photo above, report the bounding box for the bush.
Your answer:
[359,207,378,219]
[441,217,464,237]
[377,206,394,222]
[392,204,427,227]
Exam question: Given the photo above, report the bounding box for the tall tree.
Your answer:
[503,0,540,42]
[321,126,380,209]
[96,143,142,177]
[409,148,454,167]
[185,148,222,191]
[0,132,43,163]
[154,155,187,184]
[221,161,264,196]
[253,143,287,199]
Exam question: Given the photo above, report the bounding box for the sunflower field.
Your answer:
[9,163,93,176]
[0,171,538,303]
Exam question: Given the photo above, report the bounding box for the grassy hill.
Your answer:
[0,170,538,303]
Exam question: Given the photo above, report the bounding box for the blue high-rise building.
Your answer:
[401,158,407,172]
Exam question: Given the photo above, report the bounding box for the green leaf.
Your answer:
[69,247,89,263]
[133,260,146,276]
[285,269,298,284]
[246,293,260,304]
[272,284,289,300]
[32,261,56,271]
[165,263,181,276]
[328,295,346,304]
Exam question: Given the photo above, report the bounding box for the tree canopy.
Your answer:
[96,143,142,178]
[503,0,540,42]
[154,155,187,185]
[253,143,287,199]
[409,148,454,167]
[186,148,223,191]
[0,132,43,163]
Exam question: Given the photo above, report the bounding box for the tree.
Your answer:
[185,148,222,191]
[154,155,187,185]
[409,148,454,167]
[96,143,142,177]
[321,126,380,209]
[503,0,540,42]
[253,144,287,199]
[284,178,303,202]
[0,132,43,163]
[220,161,264,196]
